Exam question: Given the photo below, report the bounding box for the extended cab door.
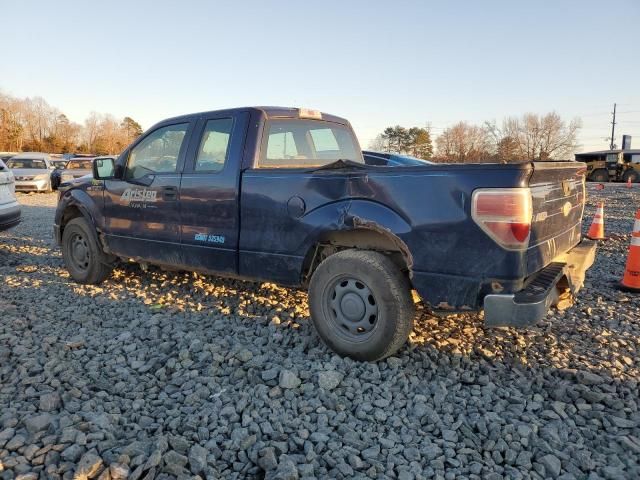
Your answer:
[102,121,193,264]
[179,111,249,274]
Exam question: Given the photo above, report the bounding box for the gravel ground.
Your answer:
[0,186,639,480]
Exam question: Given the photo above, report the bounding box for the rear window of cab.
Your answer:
[259,119,362,168]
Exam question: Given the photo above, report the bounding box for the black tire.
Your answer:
[590,169,609,182]
[622,170,639,183]
[61,217,113,284]
[308,249,415,361]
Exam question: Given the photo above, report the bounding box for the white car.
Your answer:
[0,160,21,231]
[6,152,54,192]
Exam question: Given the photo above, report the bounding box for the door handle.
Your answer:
[162,186,178,200]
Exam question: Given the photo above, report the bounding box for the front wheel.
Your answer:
[61,217,113,284]
[308,249,415,361]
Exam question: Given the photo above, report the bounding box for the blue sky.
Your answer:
[1,0,639,152]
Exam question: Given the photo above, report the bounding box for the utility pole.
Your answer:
[610,103,617,150]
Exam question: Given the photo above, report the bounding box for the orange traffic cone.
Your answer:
[586,202,606,240]
[620,209,640,292]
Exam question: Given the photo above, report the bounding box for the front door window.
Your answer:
[126,123,188,180]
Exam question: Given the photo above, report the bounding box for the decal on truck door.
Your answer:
[121,188,158,208]
[194,233,226,244]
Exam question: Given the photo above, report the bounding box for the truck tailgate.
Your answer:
[526,161,586,275]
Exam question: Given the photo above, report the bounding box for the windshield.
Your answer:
[260,119,362,168]
[7,159,46,169]
[67,160,93,169]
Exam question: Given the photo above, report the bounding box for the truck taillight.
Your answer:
[471,188,532,250]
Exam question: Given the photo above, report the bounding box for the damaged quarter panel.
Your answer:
[239,163,533,309]
[239,171,410,285]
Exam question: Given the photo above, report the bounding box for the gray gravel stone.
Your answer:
[269,454,298,480]
[540,454,562,478]
[109,464,129,480]
[188,444,208,474]
[61,444,84,462]
[75,452,103,479]
[259,447,278,471]
[23,413,52,433]
[279,369,301,389]
[576,371,605,385]
[317,370,343,390]
[15,474,37,480]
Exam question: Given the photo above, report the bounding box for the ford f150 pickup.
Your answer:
[54,107,596,360]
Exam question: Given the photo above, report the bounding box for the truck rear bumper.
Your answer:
[484,239,597,327]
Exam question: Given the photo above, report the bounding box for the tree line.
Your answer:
[0,90,143,155]
[369,126,434,159]
[370,112,581,163]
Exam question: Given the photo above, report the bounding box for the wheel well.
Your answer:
[301,228,413,285]
[60,206,84,234]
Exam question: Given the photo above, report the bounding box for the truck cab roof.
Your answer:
[153,107,350,129]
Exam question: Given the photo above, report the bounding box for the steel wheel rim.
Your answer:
[70,233,90,271]
[324,276,379,342]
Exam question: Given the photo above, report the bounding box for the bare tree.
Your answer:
[0,90,143,155]
[435,122,493,162]
[500,112,581,161]
[83,112,101,153]
[21,97,56,150]
[0,92,25,151]
[95,115,126,154]
[368,134,387,151]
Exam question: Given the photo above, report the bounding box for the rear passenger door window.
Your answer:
[195,118,233,172]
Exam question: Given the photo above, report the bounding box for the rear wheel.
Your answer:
[61,217,113,284]
[590,169,609,182]
[622,170,639,183]
[308,249,414,361]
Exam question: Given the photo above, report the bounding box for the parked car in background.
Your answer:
[363,150,434,166]
[0,160,21,231]
[6,153,54,192]
[55,106,596,361]
[59,157,95,184]
[50,159,69,190]
[51,159,69,169]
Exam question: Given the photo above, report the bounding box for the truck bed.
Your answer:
[239,161,587,310]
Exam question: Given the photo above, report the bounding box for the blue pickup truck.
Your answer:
[55,107,596,360]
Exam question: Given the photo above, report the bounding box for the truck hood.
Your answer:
[59,174,94,192]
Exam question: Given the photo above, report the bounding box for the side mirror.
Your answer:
[93,158,116,180]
